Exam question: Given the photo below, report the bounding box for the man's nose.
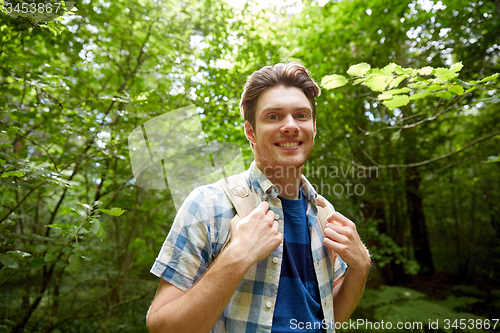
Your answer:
[280,114,299,133]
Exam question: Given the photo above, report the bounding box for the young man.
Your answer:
[146,62,371,333]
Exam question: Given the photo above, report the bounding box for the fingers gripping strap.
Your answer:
[316,197,338,261]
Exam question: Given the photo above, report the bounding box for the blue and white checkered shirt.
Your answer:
[151,161,347,332]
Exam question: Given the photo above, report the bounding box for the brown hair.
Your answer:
[239,62,321,130]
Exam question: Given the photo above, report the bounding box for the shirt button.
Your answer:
[273,257,279,264]
[263,194,268,200]
[266,301,272,308]
[274,214,280,220]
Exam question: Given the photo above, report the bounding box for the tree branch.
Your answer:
[365,131,500,169]
[0,183,43,224]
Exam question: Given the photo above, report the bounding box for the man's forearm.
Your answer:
[147,245,252,333]
[332,265,369,323]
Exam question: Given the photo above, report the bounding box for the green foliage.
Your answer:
[350,286,487,333]
[98,207,126,217]
[321,74,349,89]
[0,0,250,330]
[322,62,498,109]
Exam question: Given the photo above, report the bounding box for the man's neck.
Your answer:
[256,162,304,200]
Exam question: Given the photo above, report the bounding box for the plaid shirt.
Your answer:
[151,161,347,332]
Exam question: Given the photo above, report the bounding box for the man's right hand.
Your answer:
[227,201,283,265]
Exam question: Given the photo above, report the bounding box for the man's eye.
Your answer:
[268,115,278,120]
[297,113,308,119]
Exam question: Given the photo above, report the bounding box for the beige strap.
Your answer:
[217,174,255,218]
[316,196,338,262]
[216,175,256,249]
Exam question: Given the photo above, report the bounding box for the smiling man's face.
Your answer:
[245,85,316,173]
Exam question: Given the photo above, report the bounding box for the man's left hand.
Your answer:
[323,212,371,273]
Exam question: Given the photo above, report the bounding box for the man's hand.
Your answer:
[227,201,283,266]
[323,212,371,273]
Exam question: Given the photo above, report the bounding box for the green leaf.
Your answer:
[382,95,410,109]
[68,253,83,271]
[455,78,471,89]
[364,75,392,92]
[480,73,499,83]
[435,68,458,81]
[347,62,371,76]
[377,94,393,100]
[436,91,453,100]
[78,202,91,211]
[321,74,348,89]
[79,227,91,235]
[0,253,17,268]
[0,143,12,148]
[44,253,57,262]
[7,250,31,258]
[434,67,452,76]
[450,62,463,73]
[30,257,46,268]
[395,67,414,75]
[60,207,79,217]
[419,66,433,75]
[386,87,411,95]
[90,219,106,240]
[353,78,367,85]
[1,171,24,178]
[97,207,126,216]
[0,159,5,166]
[135,90,151,102]
[3,319,16,326]
[426,84,444,92]
[381,63,397,75]
[486,156,500,163]
[448,85,464,96]
[36,244,47,254]
[47,223,73,231]
[388,76,406,88]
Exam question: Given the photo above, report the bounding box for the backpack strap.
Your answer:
[217,174,255,218]
[316,196,338,262]
[216,174,257,251]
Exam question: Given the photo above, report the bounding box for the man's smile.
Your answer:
[274,140,303,148]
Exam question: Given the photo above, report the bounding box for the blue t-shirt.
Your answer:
[271,189,324,333]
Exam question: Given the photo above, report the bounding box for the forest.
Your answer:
[0,0,499,332]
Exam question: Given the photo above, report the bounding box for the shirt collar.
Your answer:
[248,161,319,205]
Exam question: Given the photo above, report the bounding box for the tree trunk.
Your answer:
[406,167,434,275]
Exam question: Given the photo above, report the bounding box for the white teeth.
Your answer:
[278,142,300,147]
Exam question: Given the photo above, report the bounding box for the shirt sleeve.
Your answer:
[333,255,347,285]
[150,186,212,291]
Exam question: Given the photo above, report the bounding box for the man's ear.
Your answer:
[244,121,257,145]
[313,120,317,138]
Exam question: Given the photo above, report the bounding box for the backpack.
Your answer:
[216,173,338,261]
